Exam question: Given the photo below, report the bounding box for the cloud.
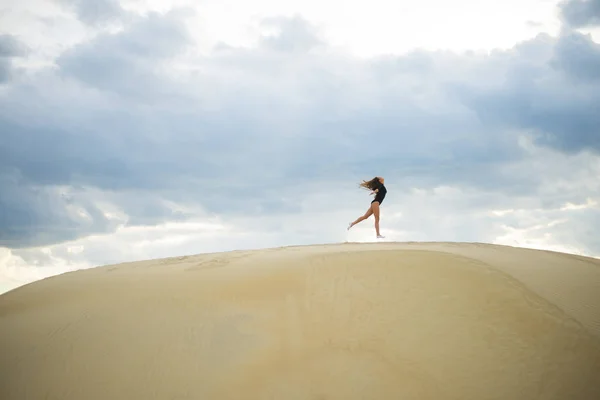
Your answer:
[450,32,600,154]
[258,15,324,52]
[526,20,544,28]
[551,31,600,81]
[56,0,127,26]
[0,34,28,83]
[2,13,600,249]
[56,8,193,96]
[559,0,600,28]
[0,34,27,58]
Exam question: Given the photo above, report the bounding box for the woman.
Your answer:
[347,176,387,238]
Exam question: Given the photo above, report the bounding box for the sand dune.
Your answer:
[1,242,600,399]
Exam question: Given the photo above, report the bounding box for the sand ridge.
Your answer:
[1,242,600,399]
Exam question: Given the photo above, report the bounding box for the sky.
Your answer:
[1,0,600,294]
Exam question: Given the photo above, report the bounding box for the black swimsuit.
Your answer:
[371,182,387,205]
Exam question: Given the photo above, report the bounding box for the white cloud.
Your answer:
[1,0,567,65]
[176,0,565,56]
[561,198,598,210]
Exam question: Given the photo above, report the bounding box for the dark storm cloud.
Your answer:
[0,59,11,83]
[56,9,192,95]
[551,31,600,81]
[0,172,117,248]
[1,12,599,249]
[0,34,27,83]
[451,32,600,154]
[559,0,600,28]
[0,35,26,57]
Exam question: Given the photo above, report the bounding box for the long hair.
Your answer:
[359,177,380,191]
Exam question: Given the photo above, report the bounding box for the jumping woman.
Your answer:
[347,176,387,238]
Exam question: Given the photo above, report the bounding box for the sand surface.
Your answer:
[1,242,600,399]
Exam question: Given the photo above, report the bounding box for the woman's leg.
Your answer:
[371,201,382,237]
[348,205,374,229]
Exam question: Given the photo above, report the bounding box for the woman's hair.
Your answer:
[359,177,381,191]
